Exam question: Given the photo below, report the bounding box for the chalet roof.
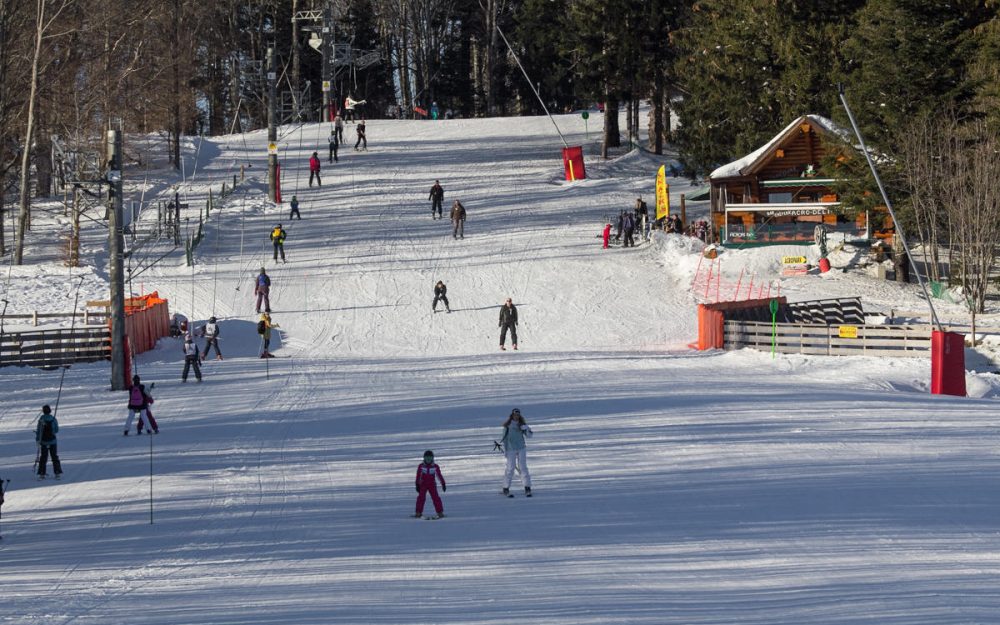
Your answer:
[710,115,852,180]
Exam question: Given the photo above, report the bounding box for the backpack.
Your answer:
[257,319,267,335]
[129,385,145,406]
[40,418,55,443]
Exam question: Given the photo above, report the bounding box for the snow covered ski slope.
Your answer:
[2,113,1000,624]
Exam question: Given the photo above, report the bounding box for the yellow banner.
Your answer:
[838,326,858,339]
[655,165,669,220]
[781,256,807,265]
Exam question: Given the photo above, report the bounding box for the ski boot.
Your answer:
[525,487,532,497]
[502,487,513,498]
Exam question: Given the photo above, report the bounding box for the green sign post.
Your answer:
[582,111,589,140]
[769,298,779,359]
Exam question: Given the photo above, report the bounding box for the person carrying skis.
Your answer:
[182,334,202,383]
[35,405,62,480]
[270,224,287,263]
[258,313,279,358]
[499,297,518,351]
[255,267,272,313]
[289,195,301,221]
[429,180,444,219]
[328,130,339,163]
[450,199,466,239]
[414,450,446,518]
[432,280,450,313]
[354,119,367,151]
[201,316,223,360]
[499,408,533,497]
[308,152,322,187]
[344,95,366,122]
[124,375,153,435]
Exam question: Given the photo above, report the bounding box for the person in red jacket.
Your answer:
[414,450,446,518]
[602,222,611,249]
[308,152,322,187]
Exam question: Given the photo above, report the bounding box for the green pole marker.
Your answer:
[769,298,779,359]
[582,111,589,141]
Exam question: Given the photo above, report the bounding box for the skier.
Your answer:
[270,224,287,263]
[499,408,533,497]
[429,180,444,219]
[450,199,466,239]
[255,267,272,313]
[622,210,635,248]
[182,334,202,383]
[602,222,611,249]
[201,316,223,360]
[414,450,446,518]
[354,119,367,151]
[169,312,188,337]
[328,130,339,163]
[35,405,62,480]
[499,297,518,351]
[289,195,301,221]
[432,280,450,313]
[334,114,345,144]
[308,152,322,187]
[258,312,279,358]
[124,374,153,436]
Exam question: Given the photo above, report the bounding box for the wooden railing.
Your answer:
[723,320,932,357]
[0,327,111,368]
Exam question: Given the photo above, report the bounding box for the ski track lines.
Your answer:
[9,119,1000,624]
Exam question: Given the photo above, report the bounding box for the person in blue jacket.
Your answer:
[35,405,62,479]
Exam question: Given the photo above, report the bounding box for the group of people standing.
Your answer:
[428,180,466,239]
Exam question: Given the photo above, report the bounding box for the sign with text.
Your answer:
[782,256,807,265]
[655,165,669,220]
[838,326,859,339]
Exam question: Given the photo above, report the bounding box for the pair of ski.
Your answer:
[502,488,531,498]
[414,514,444,520]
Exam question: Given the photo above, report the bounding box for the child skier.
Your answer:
[414,450,446,518]
[124,375,155,435]
[35,405,62,479]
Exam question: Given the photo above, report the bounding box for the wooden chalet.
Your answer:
[709,114,891,245]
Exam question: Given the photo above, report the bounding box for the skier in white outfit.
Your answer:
[500,408,533,497]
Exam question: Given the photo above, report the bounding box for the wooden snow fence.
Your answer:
[723,320,932,357]
[0,327,111,368]
[0,293,170,370]
[698,297,932,357]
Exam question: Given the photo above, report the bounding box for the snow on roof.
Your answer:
[710,114,852,180]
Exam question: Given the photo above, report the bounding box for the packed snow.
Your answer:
[2,111,1000,625]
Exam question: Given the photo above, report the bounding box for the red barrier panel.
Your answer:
[931,330,966,397]
[562,146,586,181]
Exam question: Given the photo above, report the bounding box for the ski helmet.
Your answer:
[42,404,51,414]
[209,316,217,323]
[423,450,434,462]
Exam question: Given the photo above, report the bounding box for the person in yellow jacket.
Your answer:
[270,224,286,262]
[257,313,280,358]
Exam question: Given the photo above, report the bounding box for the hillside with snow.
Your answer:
[2,112,1000,624]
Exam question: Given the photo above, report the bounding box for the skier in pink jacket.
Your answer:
[414,450,446,518]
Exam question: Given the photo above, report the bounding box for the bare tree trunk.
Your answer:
[291,0,300,98]
[15,0,48,265]
[170,0,181,170]
[601,97,620,159]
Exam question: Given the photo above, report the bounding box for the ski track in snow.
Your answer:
[3,113,1000,624]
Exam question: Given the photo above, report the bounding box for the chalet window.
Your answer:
[768,192,792,203]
